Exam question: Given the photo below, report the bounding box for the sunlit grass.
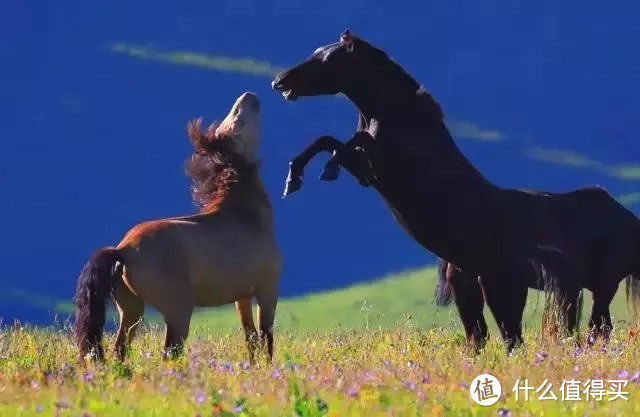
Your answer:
[1,323,640,416]
[1,266,640,415]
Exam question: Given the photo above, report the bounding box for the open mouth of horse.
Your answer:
[271,80,298,101]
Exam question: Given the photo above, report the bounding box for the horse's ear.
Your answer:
[340,29,354,52]
[187,117,209,154]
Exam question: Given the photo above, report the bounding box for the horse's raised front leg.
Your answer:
[284,135,343,197]
[320,131,377,185]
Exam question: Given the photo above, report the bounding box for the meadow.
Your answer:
[1,266,640,416]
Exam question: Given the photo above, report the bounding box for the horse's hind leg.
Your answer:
[555,284,581,338]
[113,278,144,361]
[448,266,488,350]
[162,309,192,360]
[256,288,278,362]
[235,298,258,363]
[588,287,616,344]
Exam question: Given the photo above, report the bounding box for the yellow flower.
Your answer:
[359,388,377,404]
[431,404,444,416]
[327,411,340,417]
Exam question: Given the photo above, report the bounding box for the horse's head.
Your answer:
[272,30,382,100]
[215,91,261,162]
[186,92,262,213]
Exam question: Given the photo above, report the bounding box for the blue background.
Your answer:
[2,1,639,322]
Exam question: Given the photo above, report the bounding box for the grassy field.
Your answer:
[1,266,640,416]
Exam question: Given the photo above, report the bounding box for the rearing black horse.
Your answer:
[271,30,640,352]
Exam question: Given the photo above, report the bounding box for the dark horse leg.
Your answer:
[284,133,376,197]
[482,272,528,353]
[319,131,377,185]
[446,264,488,350]
[588,287,616,344]
[538,251,582,338]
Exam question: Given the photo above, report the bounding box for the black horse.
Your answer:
[271,30,640,352]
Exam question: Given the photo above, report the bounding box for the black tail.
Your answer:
[74,247,122,360]
[626,275,640,317]
[434,258,454,306]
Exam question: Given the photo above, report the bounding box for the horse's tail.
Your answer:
[625,274,640,317]
[74,247,122,361]
[434,258,454,306]
[624,229,640,317]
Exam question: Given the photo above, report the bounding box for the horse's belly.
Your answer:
[188,240,279,306]
[191,267,258,306]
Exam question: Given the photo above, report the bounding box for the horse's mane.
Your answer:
[355,36,444,121]
[185,118,258,213]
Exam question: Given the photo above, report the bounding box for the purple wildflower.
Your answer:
[573,365,580,373]
[35,405,43,413]
[82,372,94,383]
[422,375,430,384]
[271,369,282,379]
[630,371,640,382]
[233,402,245,414]
[533,352,548,364]
[190,355,199,369]
[346,385,359,397]
[240,361,250,371]
[497,408,512,417]
[222,361,234,373]
[54,400,70,409]
[30,380,39,390]
[617,370,629,379]
[194,393,206,404]
[403,381,417,391]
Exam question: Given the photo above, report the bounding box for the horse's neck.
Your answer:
[204,175,273,224]
[356,88,493,184]
[435,122,494,186]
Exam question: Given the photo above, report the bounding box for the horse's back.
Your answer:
[115,211,280,310]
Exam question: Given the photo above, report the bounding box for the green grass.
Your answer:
[1,265,639,416]
[188,266,634,334]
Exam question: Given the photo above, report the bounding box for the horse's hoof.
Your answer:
[283,176,303,198]
[319,163,340,181]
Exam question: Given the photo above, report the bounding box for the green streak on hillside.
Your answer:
[526,146,640,183]
[8,265,635,333]
[616,192,640,206]
[189,266,634,335]
[108,42,285,77]
[608,164,640,180]
[526,147,604,169]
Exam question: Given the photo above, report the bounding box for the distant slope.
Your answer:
[188,266,635,334]
[6,265,635,332]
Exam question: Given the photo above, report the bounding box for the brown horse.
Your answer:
[74,92,281,362]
